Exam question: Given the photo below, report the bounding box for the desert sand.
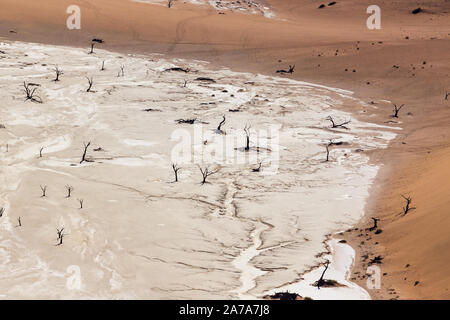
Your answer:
[0,0,449,299]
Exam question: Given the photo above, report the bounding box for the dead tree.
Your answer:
[118,66,124,77]
[78,199,84,209]
[276,65,295,74]
[445,92,449,100]
[86,77,93,92]
[252,161,263,172]
[217,115,226,134]
[168,0,176,8]
[244,125,251,151]
[325,145,330,162]
[17,217,22,227]
[53,66,63,81]
[101,60,105,71]
[172,164,181,182]
[39,147,44,158]
[65,185,74,198]
[328,139,344,146]
[392,104,404,118]
[288,65,295,74]
[40,185,47,197]
[316,260,330,289]
[80,141,91,164]
[23,82,43,103]
[89,42,95,54]
[199,166,216,184]
[402,195,415,215]
[0,207,4,218]
[369,217,379,231]
[326,116,350,129]
[56,227,65,246]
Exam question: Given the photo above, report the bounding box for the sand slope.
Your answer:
[0,0,449,299]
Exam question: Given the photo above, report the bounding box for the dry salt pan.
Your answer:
[0,40,398,299]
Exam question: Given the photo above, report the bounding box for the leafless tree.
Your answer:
[53,66,63,81]
[445,92,449,100]
[183,80,188,87]
[244,124,251,151]
[199,166,216,184]
[315,260,330,289]
[172,164,181,182]
[325,144,330,162]
[40,185,47,197]
[17,217,22,227]
[80,141,91,164]
[288,65,295,74]
[101,60,105,71]
[402,195,415,215]
[89,42,95,54]
[252,161,263,172]
[117,66,124,77]
[369,217,379,231]
[0,207,4,218]
[167,0,176,8]
[78,199,84,209]
[216,115,226,134]
[23,82,43,103]
[326,116,350,129]
[56,227,65,246]
[39,147,44,158]
[392,104,404,118]
[65,185,74,198]
[86,77,94,92]
[276,65,295,74]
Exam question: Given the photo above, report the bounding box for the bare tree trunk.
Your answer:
[199,166,216,184]
[252,161,263,172]
[53,66,63,81]
[326,116,350,129]
[40,185,47,197]
[369,217,379,231]
[80,142,91,164]
[316,260,330,288]
[217,115,226,133]
[392,104,404,118]
[86,77,93,92]
[172,164,181,182]
[23,82,43,103]
[244,125,251,151]
[66,185,74,198]
[402,195,414,215]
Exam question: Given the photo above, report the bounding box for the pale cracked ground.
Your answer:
[0,41,398,299]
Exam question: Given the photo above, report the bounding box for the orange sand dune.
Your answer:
[1,0,449,299]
